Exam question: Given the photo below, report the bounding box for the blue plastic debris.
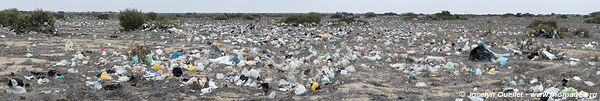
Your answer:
[170,51,183,59]
[131,55,139,65]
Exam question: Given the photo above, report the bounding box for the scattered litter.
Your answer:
[415,82,427,87]
[584,81,595,86]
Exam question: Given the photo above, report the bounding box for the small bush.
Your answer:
[502,13,514,18]
[146,12,157,21]
[338,16,357,24]
[573,28,591,38]
[558,15,568,19]
[144,16,179,30]
[118,8,146,31]
[53,12,65,20]
[331,12,353,18]
[241,14,256,20]
[527,30,539,37]
[211,13,257,20]
[128,44,152,64]
[556,27,569,39]
[382,12,398,16]
[9,9,56,34]
[592,55,600,61]
[27,9,56,33]
[0,8,22,27]
[400,12,418,20]
[528,20,557,30]
[527,20,560,38]
[97,14,110,20]
[584,11,600,24]
[281,12,321,24]
[212,14,228,20]
[431,11,465,20]
[335,16,368,25]
[365,12,376,18]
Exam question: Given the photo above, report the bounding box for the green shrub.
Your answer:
[590,11,600,17]
[331,12,353,18]
[558,15,568,19]
[382,12,398,16]
[515,13,522,17]
[573,28,590,38]
[400,12,418,20]
[97,14,110,20]
[53,12,65,20]
[9,9,56,34]
[528,20,557,30]
[118,8,146,31]
[0,8,22,27]
[584,11,600,24]
[145,16,179,30]
[27,9,56,33]
[281,12,321,24]
[211,13,258,20]
[365,12,376,18]
[129,44,152,64]
[527,20,558,38]
[146,12,157,21]
[527,30,539,37]
[337,16,357,24]
[335,16,368,25]
[241,14,256,20]
[212,14,228,20]
[556,27,569,39]
[432,11,465,20]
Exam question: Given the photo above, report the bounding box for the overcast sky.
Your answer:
[2,0,599,14]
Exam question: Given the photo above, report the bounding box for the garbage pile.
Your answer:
[1,16,598,100]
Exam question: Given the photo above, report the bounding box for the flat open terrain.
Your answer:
[1,16,599,100]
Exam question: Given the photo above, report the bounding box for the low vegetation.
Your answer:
[584,11,600,24]
[428,11,466,20]
[364,12,376,18]
[118,8,146,31]
[527,20,591,38]
[211,13,259,20]
[281,12,321,24]
[146,12,158,21]
[573,28,591,38]
[0,8,56,34]
[96,13,110,20]
[330,12,353,18]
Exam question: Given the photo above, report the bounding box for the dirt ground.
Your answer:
[1,16,599,101]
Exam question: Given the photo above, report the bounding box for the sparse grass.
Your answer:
[118,8,146,31]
